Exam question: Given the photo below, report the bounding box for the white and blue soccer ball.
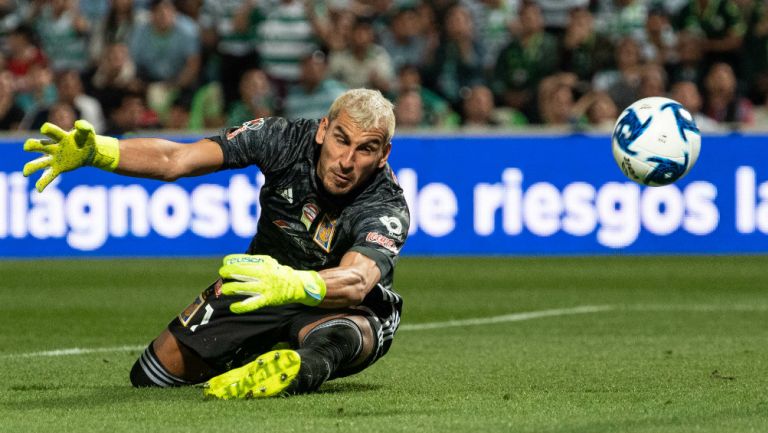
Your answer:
[611,96,701,186]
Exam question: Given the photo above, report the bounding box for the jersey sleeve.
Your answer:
[347,201,410,283]
[208,117,311,175]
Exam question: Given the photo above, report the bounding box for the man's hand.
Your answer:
[23,120,120,192]
[219,254,327,314]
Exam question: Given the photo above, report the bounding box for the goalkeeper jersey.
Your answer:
[207,117,409,325]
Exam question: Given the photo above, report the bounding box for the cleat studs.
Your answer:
[260,387,267,393]
[274,352,280,360]
[245,390,253,399]
[280,373,287,382]
[257,358,264,365]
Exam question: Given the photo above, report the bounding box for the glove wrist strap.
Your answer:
[295,270,326,306]
[91,135,120,172]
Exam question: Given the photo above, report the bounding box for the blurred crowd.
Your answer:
[1,0,768,134]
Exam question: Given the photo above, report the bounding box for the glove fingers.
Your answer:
[73,119,94,143]
[219,281,266,297]
[23,138,57,153]
[23,155,53,177]
[230,296,268,314]
[40,122,68,142]
[218,264,268,282]
[35,167,60,192]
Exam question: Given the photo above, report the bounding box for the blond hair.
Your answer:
[327,88,396,143]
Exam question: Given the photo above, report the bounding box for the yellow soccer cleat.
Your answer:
[202,350,301,399]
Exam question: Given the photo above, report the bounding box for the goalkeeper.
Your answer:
[22,89,409,399]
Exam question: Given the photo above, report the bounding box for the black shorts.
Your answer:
[167,280,393,378]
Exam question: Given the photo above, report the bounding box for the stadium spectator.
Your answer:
[667,30,705,85]
[88,0,136,62]
[227,68,274,126]
[5,25,48,94]
[426,4,484,108]
[379,7,432,72]
[638,64,668,99]
[593,37,644,111]
[54,69,105,132]
[572,90,618,131]
[283,51,347,120]
[460,0,520,72]
[593,0,648,43]
[45,101,76,130]
[493,2,558,122]
[87,42,140,115]
[673,0,745,69]
[560,7,613,82]
[14,63,57,116]
[669,80,722,132]
[187,81,226,130]
[254,0,318,91]
[163,93,192,130]
[538,73,578,126]
[0,0,29,42]
[395,64,454,127]
[460,84,502,128]
[30,0,91,72]
[702,62,754,125]
[200,0,262,108]
[536,0,590,35]
[0,71,25,130]
[640,4,677,65]
[307,2,356,53]
[327,16,395,94]
[394,88,427,129]
[129,0,201,88]
[104,91,158,135]
[741,0,768,103]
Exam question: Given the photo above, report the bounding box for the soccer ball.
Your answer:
[611,96,701,186]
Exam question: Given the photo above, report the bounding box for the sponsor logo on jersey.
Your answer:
[178,294,205,327]
[273,219,291,229]
[366,231,399,254]
[278,187,294,204]
[301,203,319,230]
[226,118,266,140]
[379,216,403,236]
[313,214,337,252]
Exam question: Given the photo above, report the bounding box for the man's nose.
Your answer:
[339,148,355,169]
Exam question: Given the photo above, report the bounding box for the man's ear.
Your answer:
[378,142,392,168]
[315,117,329,144]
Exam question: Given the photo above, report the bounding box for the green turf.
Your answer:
[1,256,767,433]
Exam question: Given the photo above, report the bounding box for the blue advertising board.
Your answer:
[1,132,767,257]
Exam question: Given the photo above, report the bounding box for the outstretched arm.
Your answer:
[23,120,224,191]
[115,136,223,181]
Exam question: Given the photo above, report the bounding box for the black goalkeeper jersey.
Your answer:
[208,117,409,322]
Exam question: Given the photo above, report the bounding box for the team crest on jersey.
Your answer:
[178,294,206,327]
[301,203,319,230]
[313,214,337,252]
[226,118,266,140]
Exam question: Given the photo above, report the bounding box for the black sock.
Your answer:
[289,318,363,393]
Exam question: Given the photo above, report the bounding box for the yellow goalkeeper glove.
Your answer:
[218,254,327,314]
[23,120,120,192]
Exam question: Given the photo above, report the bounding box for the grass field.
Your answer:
[1,256,767,433]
